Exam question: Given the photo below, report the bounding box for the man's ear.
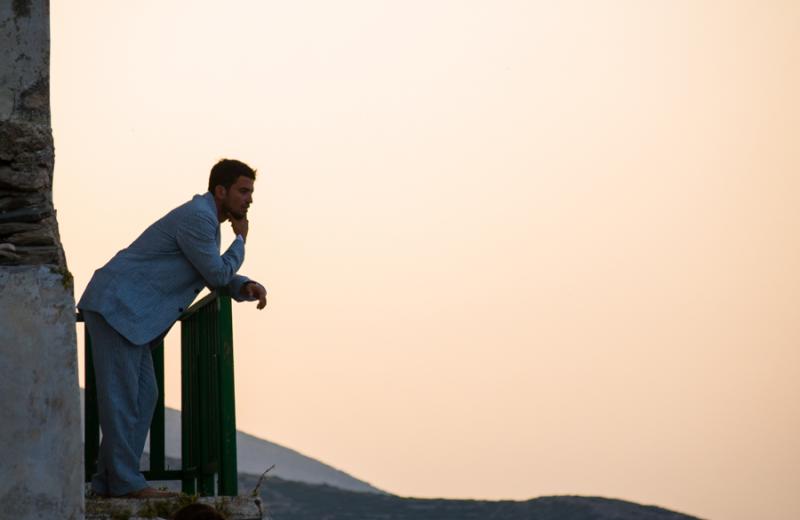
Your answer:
[213,185,227,199]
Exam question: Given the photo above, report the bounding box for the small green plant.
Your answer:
[110,507,132,520]
[137,499,172,519]
[176,493,200,510]
[50,265,74,290]
[213,497,231,518]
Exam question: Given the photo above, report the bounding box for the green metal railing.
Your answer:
[79,290,238,496]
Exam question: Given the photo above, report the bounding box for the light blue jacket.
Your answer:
[78,192,253,345]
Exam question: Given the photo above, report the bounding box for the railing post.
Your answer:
[217,294,238,495]
[179,290,238,496]
[197,302,215,495]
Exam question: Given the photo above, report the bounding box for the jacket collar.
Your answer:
[201,191,219,222]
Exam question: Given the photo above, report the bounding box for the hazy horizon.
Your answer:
[52,2,799,520]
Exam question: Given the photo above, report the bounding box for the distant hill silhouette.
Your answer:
[144,456,704,520]
[240,474,703,520]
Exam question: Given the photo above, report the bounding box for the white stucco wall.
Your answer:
[0,267,82,520]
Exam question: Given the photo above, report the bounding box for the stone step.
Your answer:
[86,495,265,520]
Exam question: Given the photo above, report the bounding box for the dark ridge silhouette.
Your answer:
[139,452,703,519]
[238,473,704,520]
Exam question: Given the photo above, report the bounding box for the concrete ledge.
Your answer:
[86,495,265,520]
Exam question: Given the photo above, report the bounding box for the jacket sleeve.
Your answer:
[228,274,253,302]
[176,209,245,288]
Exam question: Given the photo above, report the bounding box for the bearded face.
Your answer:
[221,176,254,220]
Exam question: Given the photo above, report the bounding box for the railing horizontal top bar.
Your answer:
[180,290,226,321]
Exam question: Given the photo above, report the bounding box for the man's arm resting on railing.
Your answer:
[229,274,267,309]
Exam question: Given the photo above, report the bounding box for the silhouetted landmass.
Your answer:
[143,454,702,520]
[239,473,703,520]
[141,448,704,520]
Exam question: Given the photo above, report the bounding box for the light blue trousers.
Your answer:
[84,311,158,496]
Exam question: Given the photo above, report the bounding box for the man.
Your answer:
[78,159,267,498]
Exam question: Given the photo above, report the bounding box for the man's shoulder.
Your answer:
[174,192,216,221]
[169,192,220,239]
[131,192,216,244]
[186,192,215,212]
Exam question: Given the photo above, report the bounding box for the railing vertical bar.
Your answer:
[181,314,196,494]
[198,303,215,495]
[83,320,99,483]
[209,302,220,469]
[210,302,220,496]
[217,294,238,495]
[149,339,166,475]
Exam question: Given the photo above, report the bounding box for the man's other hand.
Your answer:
[241,281,267,309]
[230,217,249,241]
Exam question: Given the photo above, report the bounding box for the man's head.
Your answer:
[208,158,256,221]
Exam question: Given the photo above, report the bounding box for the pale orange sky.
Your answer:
[51,2,800,519]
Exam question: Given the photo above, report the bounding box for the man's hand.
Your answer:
[241,281,267,309]
[230,216,249,242]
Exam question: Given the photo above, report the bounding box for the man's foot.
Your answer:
[114,487,179,499]
[87,489,109,499]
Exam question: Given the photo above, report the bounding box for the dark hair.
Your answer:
[208,158,257,192]
[171,503,226,520]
